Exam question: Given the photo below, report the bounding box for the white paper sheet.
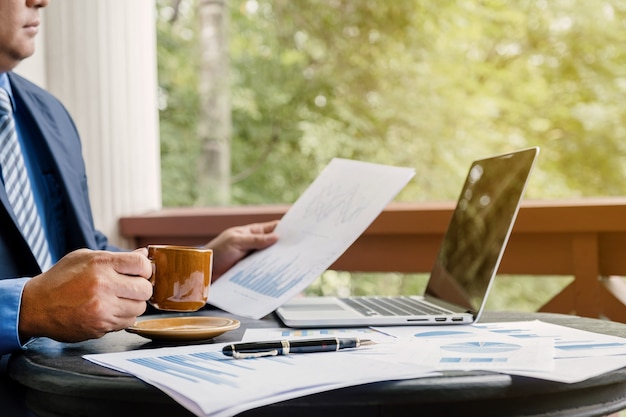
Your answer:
[414,337,551,370]
[374,320,626,383]
[84,342,433,417]
[472,320,626,358]
[208,158,415,319]
[473,320,626,383]
[242,326,552,372]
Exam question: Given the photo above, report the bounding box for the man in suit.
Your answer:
[0,0,279,355]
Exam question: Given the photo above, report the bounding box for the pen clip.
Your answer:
[232,349,280,359]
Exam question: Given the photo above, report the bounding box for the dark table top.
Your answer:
[8,309,626,417]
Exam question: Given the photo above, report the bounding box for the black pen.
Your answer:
[222,337,374,359]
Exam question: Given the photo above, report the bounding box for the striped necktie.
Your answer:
[0,88,53,271]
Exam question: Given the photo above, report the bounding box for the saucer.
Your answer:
[126,316,240,342]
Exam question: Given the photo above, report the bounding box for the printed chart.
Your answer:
[441,341,521,354]
[474,320,626,358]
[85,342,431,417]
[209,158,415,319]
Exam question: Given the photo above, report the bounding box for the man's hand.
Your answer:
[19,248,153,343]
[206,220,279,281]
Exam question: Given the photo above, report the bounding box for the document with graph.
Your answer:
[84,341,433,417]
[209,158,415,319]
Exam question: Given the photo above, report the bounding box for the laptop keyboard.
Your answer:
[339,296,450,317]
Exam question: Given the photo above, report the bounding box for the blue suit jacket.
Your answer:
[0,72,115,279]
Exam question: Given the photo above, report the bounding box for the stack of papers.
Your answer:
[85,320,626,417]
[372,320,626,383]
[85,339,434,417]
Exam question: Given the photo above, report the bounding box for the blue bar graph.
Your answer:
[229,254,314,298]
[127,350,296,386]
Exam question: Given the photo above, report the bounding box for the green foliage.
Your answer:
[156,0,626,302]
[484,275,574,312]
[306,271,430,298]
[158,0,626,207]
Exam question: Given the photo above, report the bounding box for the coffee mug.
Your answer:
[147,245,213,312]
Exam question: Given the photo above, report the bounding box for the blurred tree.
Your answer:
[157,0,626,207]
[197,0,232,205]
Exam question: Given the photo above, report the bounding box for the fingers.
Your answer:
[243,220,280,247]
[133,247,148,257]
[113,272,153,301]
[74,296,147,341]
[206,221,280,281]
[248,230,279,249]
[80,250,152,300]
[252,220,280,234]
[107,252,153,301]
[109,298,148,323]
[110,250,152,278]
[206,220,280,251]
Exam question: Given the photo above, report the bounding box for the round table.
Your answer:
[8,310,626,417]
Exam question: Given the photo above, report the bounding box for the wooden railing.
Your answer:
[119,198,626,323]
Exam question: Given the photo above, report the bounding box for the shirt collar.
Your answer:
[0,73,16,112]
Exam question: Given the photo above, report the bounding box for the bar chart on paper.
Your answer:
[233,178,391,289]
[228,253,317,299]
[226,181,376,298]
[209,158,416,319]
[97,349,305,416]
[128,351,294,387]
[84,342,430,417]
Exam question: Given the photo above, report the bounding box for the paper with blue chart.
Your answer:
[370,325,554,373]
[474,320,626,383]
[208,158,415,319]
[242,325,553,373]
[373,320,626,383]
[84,341,433,417]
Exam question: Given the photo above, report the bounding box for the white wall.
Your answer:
[16,0,162,249]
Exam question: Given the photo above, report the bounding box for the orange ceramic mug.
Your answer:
[147,245,213,312]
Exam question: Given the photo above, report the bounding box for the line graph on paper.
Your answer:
[208,158,416,319]
[298,183,371,227]
[278,158,410,238]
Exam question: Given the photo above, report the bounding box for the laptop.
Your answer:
[275,147,539,327]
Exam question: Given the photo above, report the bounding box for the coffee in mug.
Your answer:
[147,245,213,312]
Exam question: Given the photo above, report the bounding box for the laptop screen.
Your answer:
[424,147,538,319]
